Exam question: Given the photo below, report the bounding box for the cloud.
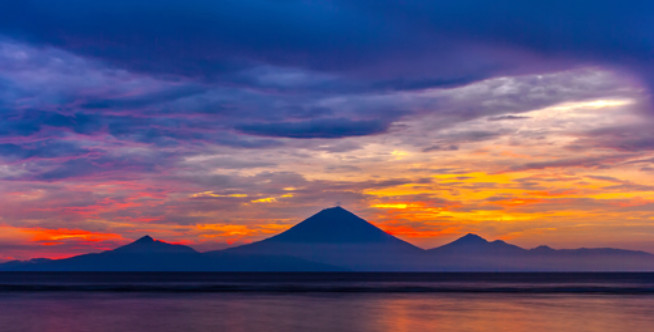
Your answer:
[0,1,385,78]
[512,154,634,171]
[2,0,653,99]
[488,115,530,121]
[237,118,389,139]
[422,145,459,152]
[0,141,90,161]
[580,124,654,152]
[80,85,206,110]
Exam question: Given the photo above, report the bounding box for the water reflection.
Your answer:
[1,293,653,332]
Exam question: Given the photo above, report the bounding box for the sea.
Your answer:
[0,272,653,332]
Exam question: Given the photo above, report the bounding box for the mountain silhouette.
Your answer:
[0,236,205,271]
[0,234,339,271]
[2,207,654,271]
[430,233,526,255]
[215,206,423,270]
[112,235,197,254]
[426,233,654,271]
[263,206,409,243]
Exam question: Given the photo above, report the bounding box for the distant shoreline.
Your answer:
[1,271,654,294]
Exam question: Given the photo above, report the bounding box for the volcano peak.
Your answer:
[260,206,402,244]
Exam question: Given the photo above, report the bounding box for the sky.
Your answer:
[1,0,654,260]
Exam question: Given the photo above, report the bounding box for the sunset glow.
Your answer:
[2,1,654,261]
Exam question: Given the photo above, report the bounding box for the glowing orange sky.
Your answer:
[1,65,654,261]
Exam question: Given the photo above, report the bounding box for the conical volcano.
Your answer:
[220,207,422,270]
[264,206,411,244]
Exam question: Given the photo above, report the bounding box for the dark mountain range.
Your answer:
[0,236,205,271]
[0,235,339,272]
[426,233,654,271]
[1,207,653,271]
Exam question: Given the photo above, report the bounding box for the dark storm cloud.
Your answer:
[237,118,389,139]
[0,141,91,161]
[0,0,651,157]
[0,0,385,78]
[0,0,652,218]
[0,111,103,137]
[80,85,206,110]
[2,0,653,95]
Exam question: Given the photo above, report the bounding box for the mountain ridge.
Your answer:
[2,207,653,271]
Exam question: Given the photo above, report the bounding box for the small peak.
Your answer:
[532,245,554,251]
[459,233,487,243]
[446,233,489,246]
[323,206,348,212]
[317,206,355,217]
[135,235,155,243]
[432,233,490,252]
[114,235,197,254]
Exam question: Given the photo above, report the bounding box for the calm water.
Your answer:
[0,273,653,332]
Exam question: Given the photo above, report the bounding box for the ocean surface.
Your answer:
[0,272,653,332]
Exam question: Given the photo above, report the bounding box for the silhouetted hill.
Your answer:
[111,235,197,254]
[426,234,654,271]
[430,233,526,255]
[216,207,423,271]
[0,236,205,271]
[530,245,556,253]
[0,235,340,271]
